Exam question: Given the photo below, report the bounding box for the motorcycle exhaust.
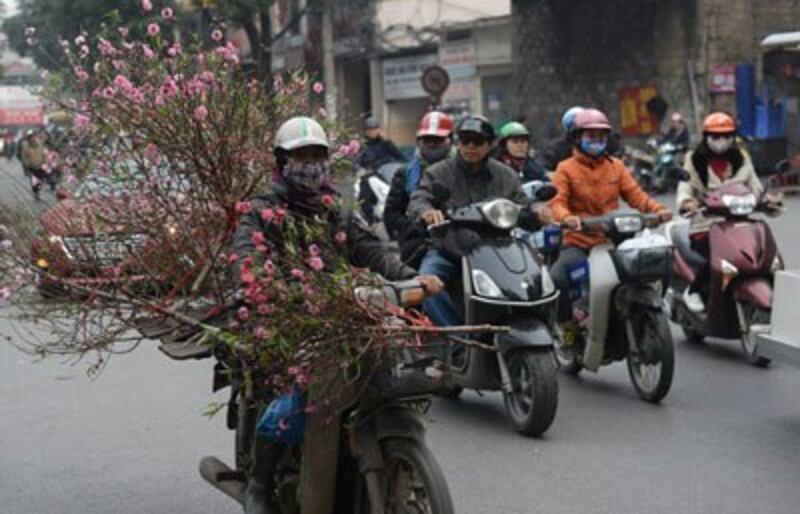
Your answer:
[198,455,246,505]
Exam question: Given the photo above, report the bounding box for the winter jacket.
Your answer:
[232,181,416,282]
[355,137,406,171]
[384,154,431,268]
[537,136,574,172]
[676,145,762,231]
[20,139,45,169]
[498,154,549,182]
[660,127,690,150]
[407,155,541,246]
[550,150,665,249]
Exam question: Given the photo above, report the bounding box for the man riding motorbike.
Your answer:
[232,116,443,514]
[385,111,455,268]
[549,108,672,323]
[676,111,764,313]
[408,114,553,327]
[355,116,406,171]
[661,112,690,150]
[537,106,583,172]
[496,121,549,182]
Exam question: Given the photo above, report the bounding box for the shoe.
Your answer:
[683,289,705,313]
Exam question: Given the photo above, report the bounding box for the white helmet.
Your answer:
[274,116,330,152]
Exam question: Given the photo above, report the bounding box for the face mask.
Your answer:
[706,136,733,154]
[420,144,450,164]
[282,161,330,193]
[580,136,607,157]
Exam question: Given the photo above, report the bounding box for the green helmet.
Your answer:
[498,121,530,140]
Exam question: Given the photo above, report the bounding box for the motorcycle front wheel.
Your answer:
[738,302,771,368]
[363,438,454,514]
[503,349,559,437]
[626,310,674,403]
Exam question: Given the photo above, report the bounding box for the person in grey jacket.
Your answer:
[233,116,442,514]
[407,115,552,327]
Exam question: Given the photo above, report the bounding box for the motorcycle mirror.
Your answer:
[432,183,451,203]
[535,184,557,202]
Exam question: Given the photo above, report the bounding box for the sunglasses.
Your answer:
[459,134,489,147]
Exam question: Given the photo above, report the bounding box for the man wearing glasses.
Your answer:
[407,115,552,326]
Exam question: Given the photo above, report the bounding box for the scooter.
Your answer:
[137,279,454,514]
[649,140,685,194]
[663,182,784,367]
[354,161,405,237]
[430,184,561,437]
[552,211,675,403]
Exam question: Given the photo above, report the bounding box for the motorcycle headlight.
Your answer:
[614,216,643,234]
[541,266,555,296]
[722,193,757,216]
[480,199,520,230]
[472,269,504,298]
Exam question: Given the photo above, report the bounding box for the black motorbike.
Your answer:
[138,279,454,514]
[429,184,560,437]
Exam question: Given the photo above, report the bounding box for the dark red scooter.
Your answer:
[664,182,784,366]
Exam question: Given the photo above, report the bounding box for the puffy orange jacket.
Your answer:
[550,150,665,249]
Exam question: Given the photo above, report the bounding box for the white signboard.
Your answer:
[382,53,439,100]
[439,40,477,80]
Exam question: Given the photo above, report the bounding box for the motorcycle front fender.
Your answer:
[615,284,665,313]
[733,277,773,310]
[495,317,553,353]
[351,404,427,472]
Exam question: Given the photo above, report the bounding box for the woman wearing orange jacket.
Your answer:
[549,108,672,321]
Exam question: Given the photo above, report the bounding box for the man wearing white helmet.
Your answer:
[232,116,443,514]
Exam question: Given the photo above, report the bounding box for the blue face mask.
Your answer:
[580,136,607,157]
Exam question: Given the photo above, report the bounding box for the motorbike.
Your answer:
[625,139,685,194]
[354,161,405,239]
[429,183,561,437]
[137,279,454,514]
[662,181,784,367]
[552,211,675,403]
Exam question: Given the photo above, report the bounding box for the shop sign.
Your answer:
[382,53,439,100]
[710,65,736,93]
[619,84,658,136]
[439,40,477,80]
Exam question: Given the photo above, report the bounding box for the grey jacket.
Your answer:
[233,183,416,282]
[407,155,538,229]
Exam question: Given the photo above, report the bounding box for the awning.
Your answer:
[761,31,800,51]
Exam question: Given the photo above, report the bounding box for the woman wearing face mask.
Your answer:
[675,112,763,312]
[549,108,672,323]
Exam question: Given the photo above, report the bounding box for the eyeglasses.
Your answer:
[458,134,489,147]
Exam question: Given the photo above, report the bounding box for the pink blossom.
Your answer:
[211,29,224,42]
[147,23,160,37]
[275,208,287,222]
[288,366,301,376]
[347,139,361,155]
[241,270,255,284]
[237,306,250,321]
[142,44,156,60]
[321,194,335,208]
[74,67,89,82]
[308,244,320,257]
[312,81,324,94]
[257,304,273,316]
[334,231,347,245]
[74,35,86,45]
[260,208,274,222]
[118,27,129,38]
[155,94,165,106]
[113,74,133,93]
[102,86,116,98]
[228,253,239,263]
[291,268,304,279]
[236,201,253,214]
[161,7,174,19]
[98,38,117,56]
[74,114,90,130]
[194,105,209,121]
[308,257,324,271]
[111,60,124,70]
[160,77,179,98]
[256,244,268,253]
[263,260,275,275]
[253,326,268,340]
[167,43,181,57]
[0,287,10,300]
[251,232,265,245]
[141,0,153,12]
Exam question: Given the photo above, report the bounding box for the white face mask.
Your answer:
[707,135,733,154]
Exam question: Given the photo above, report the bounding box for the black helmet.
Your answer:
[457,115,495,141]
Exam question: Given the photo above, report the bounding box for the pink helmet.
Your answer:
[573,108,612,131]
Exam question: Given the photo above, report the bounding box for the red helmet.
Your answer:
[702,112,735,134]
[416,111,454,138]
[573,108,612,131]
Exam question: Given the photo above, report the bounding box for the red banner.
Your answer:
[619,84,658,136]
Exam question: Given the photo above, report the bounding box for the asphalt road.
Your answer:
[2,160,800,513]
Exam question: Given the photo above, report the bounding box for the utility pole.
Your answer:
[321,0,337,121]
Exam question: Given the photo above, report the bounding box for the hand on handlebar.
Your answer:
[417,275,444,296]
[422,209,446,227]
[679,198,700,216]
[563,215,582,230]
[656,209,673,222]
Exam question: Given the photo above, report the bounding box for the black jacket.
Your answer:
[537,136,573,172]
[385,162,428,269]
[232,182,416,282]
[356,138,406,171]
[407,155,541,242]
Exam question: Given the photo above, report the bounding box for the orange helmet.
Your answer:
[416,111,454,138]
[702,112,735,134]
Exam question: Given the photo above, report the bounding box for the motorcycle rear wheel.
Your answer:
[503,349,559,437]
[626,310,674,403]
[738,302,771,368]
[365,438,454,514]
